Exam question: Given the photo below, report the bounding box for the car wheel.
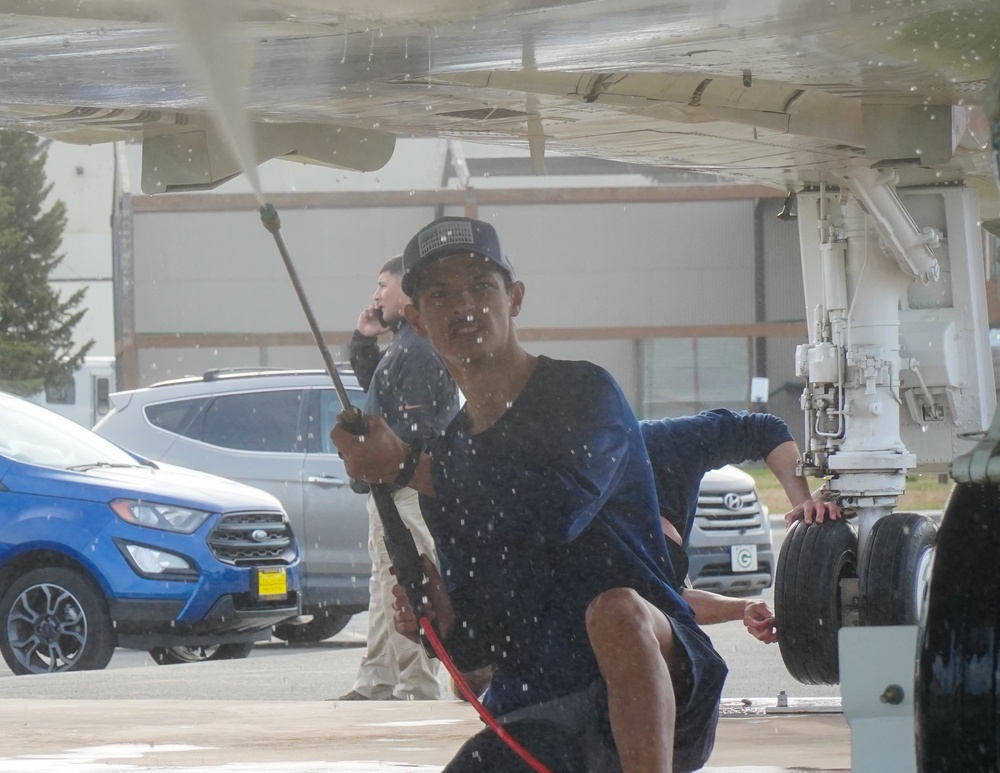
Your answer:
[149,642,255,665]
[775,518,858,685]
[859,511,937,626]
[916,482,1000,771]
[272,612,351,643]
[0,566,116,675]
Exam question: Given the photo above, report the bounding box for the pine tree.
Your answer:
[0,131,93,396]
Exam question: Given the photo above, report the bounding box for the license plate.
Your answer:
[255,567,287,599]
[730,544,758,573]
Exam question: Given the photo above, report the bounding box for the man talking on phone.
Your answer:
[338,254,459,701]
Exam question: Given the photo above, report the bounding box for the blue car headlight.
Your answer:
[113,538,199,579]
[111,499,212,533]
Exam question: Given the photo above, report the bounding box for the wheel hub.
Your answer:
[38,617,59,640]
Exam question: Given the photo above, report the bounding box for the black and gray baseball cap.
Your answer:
[401,216,515,297]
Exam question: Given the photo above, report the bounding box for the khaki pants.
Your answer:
[351,487,441,700]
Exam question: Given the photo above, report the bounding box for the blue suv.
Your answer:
[0,391,301,675]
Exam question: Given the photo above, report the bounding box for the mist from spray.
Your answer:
[163,0,266,205]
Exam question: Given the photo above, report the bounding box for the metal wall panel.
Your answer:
[128,195,803,416]
[132,207,436,335]
[463,200,758,329]
[759,198,809,322]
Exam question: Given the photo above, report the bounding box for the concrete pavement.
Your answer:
[0,608,852,772]
[0,693,850,772]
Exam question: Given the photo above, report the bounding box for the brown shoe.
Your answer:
[332,690,370,701]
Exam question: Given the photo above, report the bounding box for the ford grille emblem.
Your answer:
[251,529,269,542]
[723,493,743,511]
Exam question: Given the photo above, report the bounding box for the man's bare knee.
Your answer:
[586,587,650,650]
[587,588,676,663]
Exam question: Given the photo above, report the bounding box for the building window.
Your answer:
[641,337,751,419]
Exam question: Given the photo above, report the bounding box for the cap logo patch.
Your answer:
[418,220,476,258]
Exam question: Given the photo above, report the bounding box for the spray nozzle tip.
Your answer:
[259,203,280,232]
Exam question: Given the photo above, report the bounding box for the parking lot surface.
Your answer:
[0,695,849,772]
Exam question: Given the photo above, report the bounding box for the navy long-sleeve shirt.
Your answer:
[422,357,727,770]
[640,409,793,547]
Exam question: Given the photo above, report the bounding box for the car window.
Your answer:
[1,394,138,469]
[146,397,211,436]
[201,390,307,452]
[306,387,366,454]
[147,390,308,453]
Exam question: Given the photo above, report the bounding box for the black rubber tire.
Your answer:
[775,518,858,685]
[272,611,351,643]
[859,512,937,626]
[0,566,116,675]
[149,642,255,665]
[916,482,1000,772]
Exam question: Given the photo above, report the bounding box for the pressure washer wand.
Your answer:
[258,203,435,642]
[259,204,358,419]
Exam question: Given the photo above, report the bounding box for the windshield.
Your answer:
[0,393,139,469]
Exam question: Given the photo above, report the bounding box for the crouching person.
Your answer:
[333,216,728,772]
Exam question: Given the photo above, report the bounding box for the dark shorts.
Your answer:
[443,682,618,773]
[445,616,727,773]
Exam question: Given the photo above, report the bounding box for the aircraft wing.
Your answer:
[0,0,996,204]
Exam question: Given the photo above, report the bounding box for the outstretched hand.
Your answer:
[784,498,841,529]
[743,600,777,644]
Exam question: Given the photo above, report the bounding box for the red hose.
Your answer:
[419,616,553,773]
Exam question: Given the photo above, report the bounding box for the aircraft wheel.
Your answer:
[859,512,937,626]
[775,518,858,685]
[916,482,1000,771]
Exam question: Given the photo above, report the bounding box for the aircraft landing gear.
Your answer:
[859,511,937,627]
[774,519,858,685]
[915,482,1000,771]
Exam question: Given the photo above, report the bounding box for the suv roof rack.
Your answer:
[201,366,339,382]
[147,366,353,388]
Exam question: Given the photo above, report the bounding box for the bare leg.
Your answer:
[586,588,680,773]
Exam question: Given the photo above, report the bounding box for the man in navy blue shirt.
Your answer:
[451,410,814,704]
[641,409,840,582]
[333,217,727,772]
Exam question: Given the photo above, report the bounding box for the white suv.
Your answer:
[94,369,369,642]
[687,465,774,595]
